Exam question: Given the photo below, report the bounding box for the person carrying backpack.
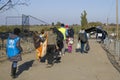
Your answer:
[78,29,88,53]
[48,27,64,63]
[58,23,67,55]
[52,27,64,54]
[6,28,22,78]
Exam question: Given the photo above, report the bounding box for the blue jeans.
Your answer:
[81,42,85,53]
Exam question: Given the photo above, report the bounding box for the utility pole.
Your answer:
[107,17,109,33]
[116,0,119,40]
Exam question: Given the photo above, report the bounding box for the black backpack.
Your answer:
[52,27,64,42]
[56,31,64,42]
[68,28,74,37]
[78,32,87,43]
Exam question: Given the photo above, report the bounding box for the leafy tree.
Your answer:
[80,10,88,29]
[52,22,54,26]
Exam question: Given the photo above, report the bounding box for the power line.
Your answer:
[28,15,49,25]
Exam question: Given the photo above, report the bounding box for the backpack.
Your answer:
[57,31,64,42]
[78,32,87,43]
[68,28,74,37]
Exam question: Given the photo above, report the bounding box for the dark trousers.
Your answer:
[11,61,17,78]
[57,41,63,52]
[81,42,85,53]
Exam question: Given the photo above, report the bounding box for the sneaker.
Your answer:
[62,53,65,56]
[11,74,18,79]
[84,51,88,53]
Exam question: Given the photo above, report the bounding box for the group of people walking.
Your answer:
[5,24,90,79]
[52,24,75,55]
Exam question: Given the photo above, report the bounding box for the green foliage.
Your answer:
[81,10,88,29]
[29,25,51,33]
[0,25,82,35]
[0,26,8,32]
[0,25,22,32]
[88,22,102,27]
[52,22,54,26]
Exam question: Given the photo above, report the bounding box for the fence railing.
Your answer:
[102,37,120,71]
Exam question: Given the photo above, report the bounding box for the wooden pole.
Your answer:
[107,17,109,33]
[116,0,119,40]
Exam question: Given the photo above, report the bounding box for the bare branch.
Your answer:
[0,0,29,12]
[0,0,11,10]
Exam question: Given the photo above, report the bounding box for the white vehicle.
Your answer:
[96,33,102,42]
[97,33,102,38]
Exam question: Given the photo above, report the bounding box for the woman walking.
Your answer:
[33,31,42,61]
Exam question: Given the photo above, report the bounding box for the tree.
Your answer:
[56,21,61,26]
[52,22,54,26]
[80,10,88,29]
[0,0,29,12]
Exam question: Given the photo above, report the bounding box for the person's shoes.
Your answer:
[62,53,65,56]
[80,51,84,54]
[11,75,18,79]
[84,51,88,53]
[47,63,53,68]
[59,51,62,55]
[68,50,72,53]
[11,67,17,79]
[11,72,18,79]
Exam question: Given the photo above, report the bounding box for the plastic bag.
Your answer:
[76,42,80,49]
[85,43,90,51]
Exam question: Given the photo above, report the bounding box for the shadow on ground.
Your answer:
[17,60,35,76]
[75,48,81,52]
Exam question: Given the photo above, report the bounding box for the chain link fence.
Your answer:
[102,37,120,72]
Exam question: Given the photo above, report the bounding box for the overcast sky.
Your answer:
[0,0,120,25]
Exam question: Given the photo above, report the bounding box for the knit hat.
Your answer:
[65,24,69,28]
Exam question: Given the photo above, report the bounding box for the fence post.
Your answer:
[115,40,119,61]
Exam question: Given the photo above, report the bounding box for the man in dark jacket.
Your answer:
[78,29,88,53]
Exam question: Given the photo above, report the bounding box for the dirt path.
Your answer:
[0,39,120,80]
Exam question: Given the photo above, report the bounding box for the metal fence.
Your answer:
[0,36,35,62]
[103,37,120,71]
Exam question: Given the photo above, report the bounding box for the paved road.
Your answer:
[0,39,120,80]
